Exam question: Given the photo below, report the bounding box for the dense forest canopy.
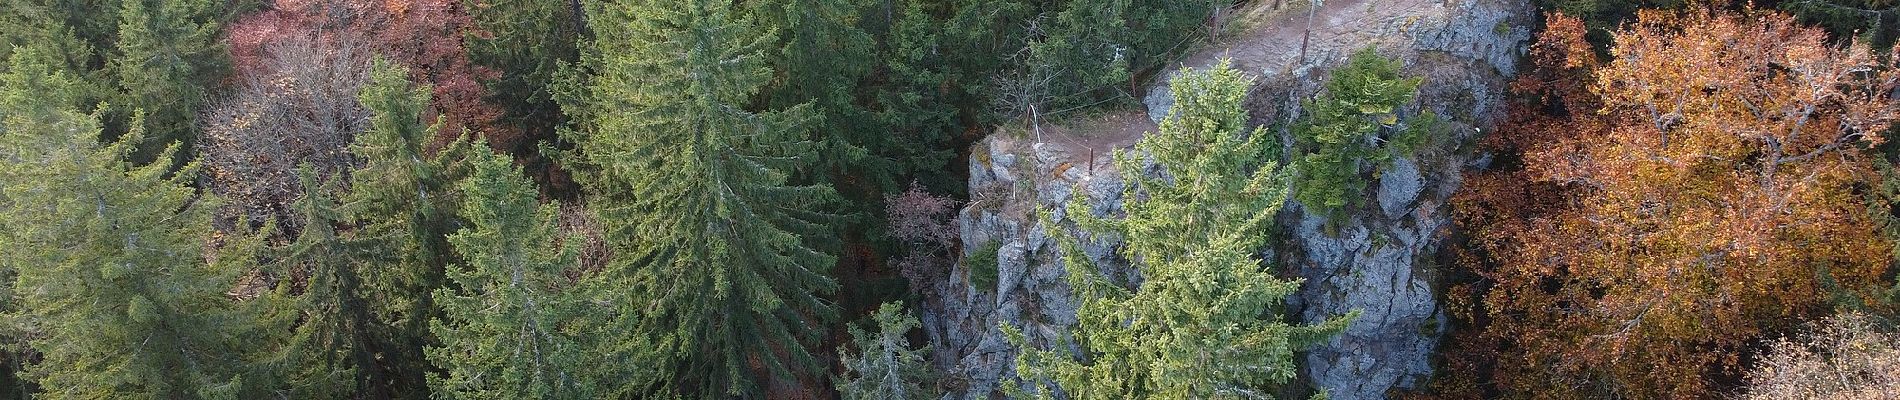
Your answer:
[0,0,1897,399]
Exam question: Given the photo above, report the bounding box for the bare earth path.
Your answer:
[1037,0,1447,168]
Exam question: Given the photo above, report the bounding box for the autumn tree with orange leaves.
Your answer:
[1439,10,1900,399]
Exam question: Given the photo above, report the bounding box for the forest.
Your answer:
[1,0,1899,399]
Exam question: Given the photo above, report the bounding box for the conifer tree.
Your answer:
[865,0,960,192]
[749,0,884,187]
[275,170,377,399]
[0,48,274,399]
[1291,48,1429,215]
[343,58,472,398]
[108,0,226,166]
[278,59,472,399]
[427,147,594,398]
[1015,61,1354,399]
[836,302,935,400]
[561,0,842,396]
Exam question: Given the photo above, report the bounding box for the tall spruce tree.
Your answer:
[560,0,842,396]
[1014,61,1354,399]
[278,59,472,399]
[341,58,473,398]
[276,170,378,399]
[864,0,961,192]
[427,147,594,398]
[0,48,275,399]
[749,0,884,188]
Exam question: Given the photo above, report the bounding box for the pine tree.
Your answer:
[427,147,594,398]
[107,0,226,166]
[836,302,935,400]
[1014,60,1354,399]
[561,0,842,396]
[0,48,273,399]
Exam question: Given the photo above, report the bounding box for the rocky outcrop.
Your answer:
[1277,1,1530,398]
[920,134,1140,399]
[925,0,1532,399]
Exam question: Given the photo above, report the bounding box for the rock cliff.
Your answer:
[921,1,1532,398]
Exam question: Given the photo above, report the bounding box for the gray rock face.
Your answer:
[1283,2,1530,399]
[929,1,1532,399]
[921,137,1134,399]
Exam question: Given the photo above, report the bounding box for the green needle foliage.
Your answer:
[0,48,276,399]
[428,148,593,399]
[464,0,583,145]
[275,170,376,399]
[560,0,842,396]
[341,59,474,397]
[1015,60,1355,399]
[836,302,935,400]
[108,0,226,167]
[1291,48,1428,216]
[278,59,473,399]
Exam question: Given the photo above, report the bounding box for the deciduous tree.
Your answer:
[1445,10,1899,398]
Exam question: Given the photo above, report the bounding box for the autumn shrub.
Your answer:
[225,0,507,149]
[1439,10,1900,399]
[201,34,373,233]
[887,182,961,289]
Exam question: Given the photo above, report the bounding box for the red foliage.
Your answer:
[224,0,511,150]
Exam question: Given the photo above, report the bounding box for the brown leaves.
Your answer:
[1438,9,1899,399]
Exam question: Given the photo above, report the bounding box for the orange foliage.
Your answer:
[1441,10,1900,399]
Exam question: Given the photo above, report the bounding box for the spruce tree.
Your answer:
[279,59,472,399]
[427,147,593,398]
[275,170,376,399]
[0,48,273,399]
[342,58,472,398]
[1291,48,1427,215]
[1014,61,1354,399]
[865,0,960,192]
[749,0,884,188]
[108,0,226,166]
[836,302,935,400]
[561,0,841,396]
